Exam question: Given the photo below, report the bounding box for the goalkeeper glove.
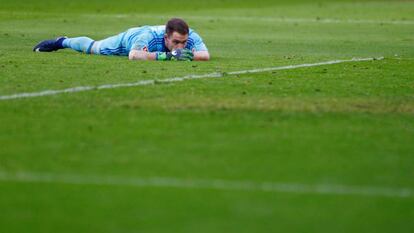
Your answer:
[156,48,194,61]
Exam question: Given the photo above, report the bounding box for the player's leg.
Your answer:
[33,36,95,53]
[62,37,95,53]
[33,32,126,56]
[91,32,128,56]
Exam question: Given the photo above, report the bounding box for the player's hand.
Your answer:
[169,48,194,61]
[156,49,194,61]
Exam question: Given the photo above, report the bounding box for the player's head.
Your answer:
[164,18,189,51]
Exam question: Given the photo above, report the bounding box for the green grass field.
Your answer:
[1,0,414,232]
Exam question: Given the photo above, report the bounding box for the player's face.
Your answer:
[165,32,188,51]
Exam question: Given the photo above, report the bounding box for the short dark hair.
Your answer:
[166,18,189,37]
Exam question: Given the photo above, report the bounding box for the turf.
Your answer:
[1,0,414,232]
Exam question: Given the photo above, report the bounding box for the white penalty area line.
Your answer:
[0,171,412,199]
[0,57,384,101]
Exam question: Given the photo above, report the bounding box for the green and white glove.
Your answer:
[156,48,194,61]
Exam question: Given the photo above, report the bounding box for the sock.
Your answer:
[62,37,94,53]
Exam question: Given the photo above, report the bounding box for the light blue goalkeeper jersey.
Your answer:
[93,25,208,56]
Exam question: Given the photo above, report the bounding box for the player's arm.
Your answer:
[128,33,158,61]
[193,51,210,61]
[128,49,156,60]
[190,31,210,61]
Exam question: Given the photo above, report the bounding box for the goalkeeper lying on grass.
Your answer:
[33,18,209,61]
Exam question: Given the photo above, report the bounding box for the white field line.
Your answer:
[88,14,414,25]
[0,171,412,199]
[171,15,414,25]
[106,14,414,25]
[2,11,413,25]
[0,57,383,101]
